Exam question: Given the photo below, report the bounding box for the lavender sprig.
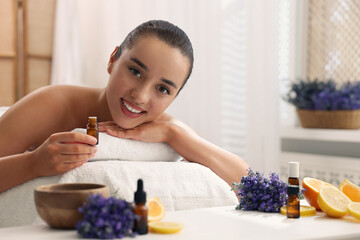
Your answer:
[232,169,287,212]
[284,79,360,110]
[76,194,136,239]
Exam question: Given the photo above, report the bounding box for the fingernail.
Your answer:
[91,147,98,153]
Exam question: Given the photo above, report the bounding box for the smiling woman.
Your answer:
[0,20,249,193]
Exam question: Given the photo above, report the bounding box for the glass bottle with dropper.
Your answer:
[287,161,300,218]
[86,116,98,145]
[133,179,148,235]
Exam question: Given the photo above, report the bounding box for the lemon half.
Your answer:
[317,186,351,218]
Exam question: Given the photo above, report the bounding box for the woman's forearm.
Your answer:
[0,152,38,193]
[167,124,249,186]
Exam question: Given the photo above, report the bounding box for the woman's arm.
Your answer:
[0,152,38,192]
[167,122,249,186]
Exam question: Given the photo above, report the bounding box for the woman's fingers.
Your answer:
[105,121,168,143]
[52,132,97,145]
[106,128,135,139]
[59,142,97,155]
[32,132,98,177]
[62,152,95,163]
[98,121,117,126]
[98,121,118,131]
[62,159,89,171]
[98,125,124,132]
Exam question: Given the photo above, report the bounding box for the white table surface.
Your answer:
[1,205,360,240]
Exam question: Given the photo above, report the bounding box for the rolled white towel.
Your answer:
[72,128,182,162]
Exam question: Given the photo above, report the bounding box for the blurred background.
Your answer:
[1,0,359,183]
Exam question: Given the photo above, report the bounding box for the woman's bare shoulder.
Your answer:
[0,85,94,156]
[35,85,94,97]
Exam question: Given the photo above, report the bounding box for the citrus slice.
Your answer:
[147,197,165,222]
[302,177,337,210]
[280,205,316,217]
[339,179,360,202]
[317,186,351,218]
[347,202,360,220]
[148,221,184,234]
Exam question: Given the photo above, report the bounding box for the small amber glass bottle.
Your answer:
[133,179,148,235]
[287,185,300,218]
[87,116,99,145]
[287,161,300,218]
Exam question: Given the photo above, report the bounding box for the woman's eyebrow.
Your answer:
[161,78,178,89]
[130,57,148,71]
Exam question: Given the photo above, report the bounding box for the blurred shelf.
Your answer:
[280,126,360,143]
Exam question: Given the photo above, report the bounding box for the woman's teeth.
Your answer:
[123,100,142,114]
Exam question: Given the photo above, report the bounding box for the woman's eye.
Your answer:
[129,67,141,78]
[158,86,170,95]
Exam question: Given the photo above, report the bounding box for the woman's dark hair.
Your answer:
[114,20,193,92]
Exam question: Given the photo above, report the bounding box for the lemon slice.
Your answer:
[347,202,360,220]
[280,205,316,217]
[317,186,351,218]
[147,197,165,222]
[148,221,184,234]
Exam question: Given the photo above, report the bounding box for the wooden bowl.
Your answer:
[34,183,109,229]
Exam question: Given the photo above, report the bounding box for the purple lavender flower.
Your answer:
[232,169,287,212]
[284,79,360,110]
[76,194,136,239]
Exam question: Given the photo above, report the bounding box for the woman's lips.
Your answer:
[120,98,146,118]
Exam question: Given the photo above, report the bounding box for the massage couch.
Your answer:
[0,107,238,227]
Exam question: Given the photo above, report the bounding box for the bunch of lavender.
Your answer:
[76,194,135,239]
[284,79,360,110]
[232,169,287,212]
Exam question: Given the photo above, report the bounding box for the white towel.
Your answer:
[72,128,182,162]
[0,175,61,228]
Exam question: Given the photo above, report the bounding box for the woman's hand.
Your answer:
[98,120,171,143]
[31,132,98,177]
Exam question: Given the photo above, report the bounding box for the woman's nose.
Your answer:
[130,84,151,105]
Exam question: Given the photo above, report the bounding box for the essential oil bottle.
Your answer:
[133,179,148,235]
[87,116,98,145]
[287,161,300,218]
[287,185,300,218]
[288,162,299,186]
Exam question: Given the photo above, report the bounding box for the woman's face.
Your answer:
[106,36,190,129]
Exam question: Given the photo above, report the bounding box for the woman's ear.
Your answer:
[107,46,119,74]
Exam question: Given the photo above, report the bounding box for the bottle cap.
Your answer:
[288,162,299,178]
[134,179,146,204]
[88,116,97,125]
[287,185,299,195]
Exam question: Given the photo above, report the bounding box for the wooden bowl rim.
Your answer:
[35,183,108,194]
